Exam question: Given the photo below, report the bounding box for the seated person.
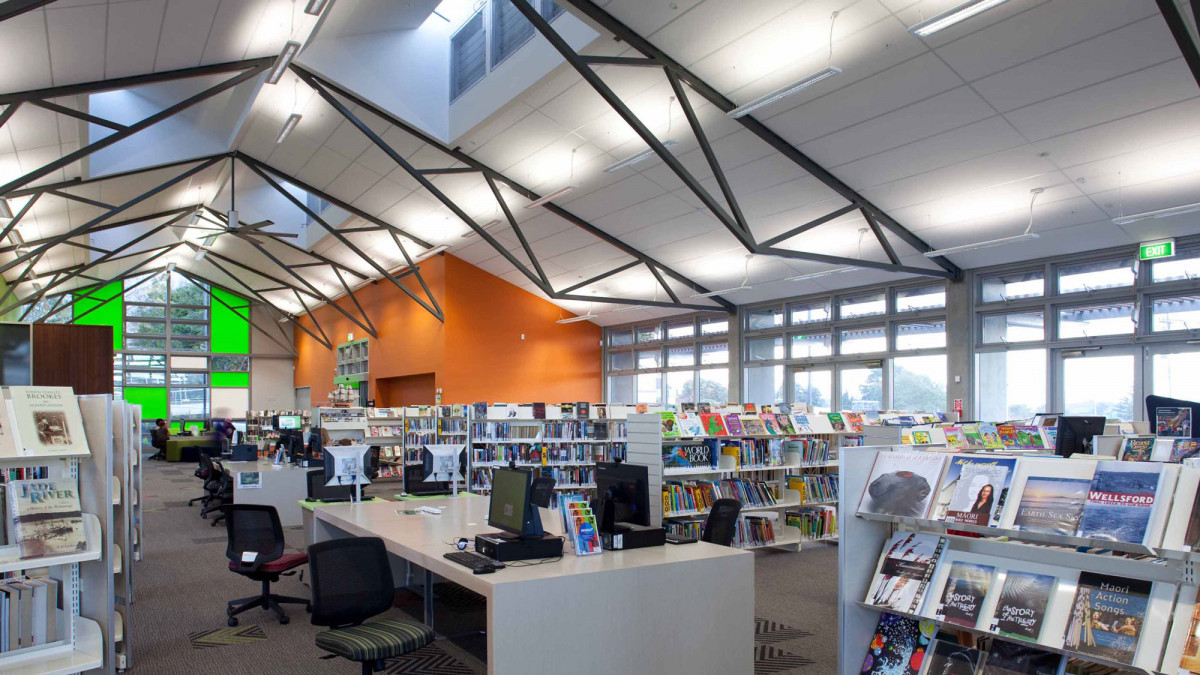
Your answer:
[149,418,170,460]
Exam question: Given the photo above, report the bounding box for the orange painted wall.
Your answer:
[377,373,436,406]
[293,254,601,405]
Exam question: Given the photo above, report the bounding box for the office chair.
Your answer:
[201,459,233,526]
[225,504,310,626]
[701,498,742,547]
[530,476,556,508]
[189,454,216,506]
[309,537,434,674]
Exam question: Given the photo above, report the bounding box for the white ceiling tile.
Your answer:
[295,145,353,190]
[201,0,269,65]
[45,5,107,86]
[105,0,168,80]
[0,11,52,93]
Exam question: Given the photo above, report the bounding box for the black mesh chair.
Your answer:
[309,537,435,674]
[189,454,216,506]
[701,498,742,547]
[200,459,233,526]
[530,476,556,508]
[225,504,310,626]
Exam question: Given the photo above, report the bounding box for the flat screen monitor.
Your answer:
[488,467,540,538]
[594,461,650,530]
[277,415,302,430]
[0,323,31,386]
[322,444,370,485]
[1055,416,1107,457]
[307,469,353,501]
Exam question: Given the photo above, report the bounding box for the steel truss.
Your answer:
[509,0,963,283]
[1157,0,1200,89]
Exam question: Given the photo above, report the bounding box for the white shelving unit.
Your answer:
[77,393,120,674]
[109,400,140,671]
[837,444,1200,675]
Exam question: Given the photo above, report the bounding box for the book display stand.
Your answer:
[839,444,1200,675]
[625,410,862,550]
[109,400,141,670]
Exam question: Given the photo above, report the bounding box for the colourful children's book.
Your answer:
[742,417,768,436]
[760,414,781,435]
[827,413,846,432]
[942,426,968,450]
[997,425,1019,449]
[978,423,1004,450]
[700,413,728,436]
[775,414,796,435]
[659,412,680,439]
[724,414,745,436]
[791,414,813,433]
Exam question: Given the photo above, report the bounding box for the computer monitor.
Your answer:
[404,448,468,496]
[306,469,353,502]
[487,467,543,539]
[323,445,371,486]
[594,461,650,532]
[1054,416,1107,457]
[277,414,302,430]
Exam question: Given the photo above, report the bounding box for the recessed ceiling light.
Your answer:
[603,140,678,173]
[462,220,502,239]
[1112,202,1200,225]
[727,67,841,119]
[267,41,301,85]
[909,0,1010,37]
[524,185,576,209]
[276,113,302,144]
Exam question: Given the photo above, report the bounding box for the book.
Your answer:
[997,424,1019,449]
[741,417,768,436]
[1013,425,1043,450]
[674,412,703,438]
[960,424,985,449]
[532,402,546,420]
[1157,406,1192,437]
[861,613,935,675]
[1062,572,1150,665]
[724,414,744,436]
[1038,426,1058,451]
[845,412,865,433]
[575,402,589,419]
[912,431,932,445]
[938,456,1016,526]
[979,423,1004,450]
[1075,461,1163,544]
[865,532,947,613]
[980,640,1066,674]
[1013,476,1090,536]
[775,414,796,435]
[744,403,757,413]
[858,451,948,518]
[0,405,18,459]
[1118,436,1155,462]
[7,479,87,559]
[759,414,781,435]
[699,413,728,436]
[919,639,983,675]
[7,387,89,456]
[942,427,967,450]
[935,561,995,628]
[659,412,680,439]
[989,571,1056,641]
[791,413,813,433]
[828,413,846,432]
[1178,588,1200,672]
[1171,438,1200,462]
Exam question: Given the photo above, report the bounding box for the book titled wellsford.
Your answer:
[1075,461,1163,545]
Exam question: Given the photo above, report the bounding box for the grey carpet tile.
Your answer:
[191,536,227,544]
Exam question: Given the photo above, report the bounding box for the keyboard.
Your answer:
[443,550,500,571]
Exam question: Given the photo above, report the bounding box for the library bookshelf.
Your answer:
[625,412,859,551]
[838,444,1200,675]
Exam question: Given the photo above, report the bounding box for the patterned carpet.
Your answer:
[131,459,838,674]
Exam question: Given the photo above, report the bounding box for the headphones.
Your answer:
[454,537,469,551]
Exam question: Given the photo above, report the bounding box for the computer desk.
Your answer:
[222,460,308,526]
[312,495,754,675]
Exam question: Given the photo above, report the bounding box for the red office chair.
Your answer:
[224,504,310,625]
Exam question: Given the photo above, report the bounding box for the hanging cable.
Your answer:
[1021,188,1044,236]
[827,11,840,68]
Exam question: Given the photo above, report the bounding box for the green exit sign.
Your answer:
[1140,239,1175,261]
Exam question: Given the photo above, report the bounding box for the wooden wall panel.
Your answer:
[32,324,114,395]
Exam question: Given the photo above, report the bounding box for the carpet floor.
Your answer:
[129,459,839,674]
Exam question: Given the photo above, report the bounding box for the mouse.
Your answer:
[473,566,495,575]
[490,561,505,569]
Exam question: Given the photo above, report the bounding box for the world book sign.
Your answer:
[1139,239,1175,261]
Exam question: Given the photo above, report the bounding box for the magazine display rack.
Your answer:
[625,411,860,550]
[129,405,143,566]
[110,400,140,670]
[78,394,119,674]
[838,444,1200,675]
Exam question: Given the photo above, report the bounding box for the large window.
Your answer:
[973,239,1200,423]
[450,10,486,100]
[450,1,566,102]
[604,313,731,405]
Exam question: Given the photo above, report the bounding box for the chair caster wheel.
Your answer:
[227,617,238,627]
[279,616,289,625]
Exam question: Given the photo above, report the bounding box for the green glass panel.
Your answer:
[75,282,123,351]
[211,372,249,388]
[122,386,167,420]
[211,288,249,354]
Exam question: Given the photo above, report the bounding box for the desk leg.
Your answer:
[423,569,434,629]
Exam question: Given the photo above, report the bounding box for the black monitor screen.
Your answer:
[307,469,353,501]
[0,323,31,386]
[488,467,532,536]
[1055,416,1107,457]
[595,462,650,528]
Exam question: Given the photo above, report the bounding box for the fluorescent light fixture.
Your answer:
[923,233,1039,258]
[1112,201,1200,225]
[691,285,753,299]
[610,305,642,313]
[727,67,841,119]
[304,0,330,15]
[275,113,302,144]
[909,0,1010,37]
[556,314,598,324]
[462,220,502,239]
[524,185,577,209]
[0,198,12,219]
[603,140,678,173]
[166,262,177,273]
[193,249,207,261]
[414,244,450,262]
[786,266,854,282]
[227,209,238,228]
[266,41,301,85]
[279,315,291,323]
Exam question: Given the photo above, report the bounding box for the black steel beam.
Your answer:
[293,65,735,312]
[0,205,194,254]
[418,167,478,175]
[44,252,172,323]
[560,0,961,279]
[759,204,857,248]
[200,254,331,350]
[290,288,332,350]
[511,0,749,248]
[0,57,273,106]
[0,102,20,129]
[0,243,179,317]
[862,209,900,266]
[557,293,723,312]
[0,0,55,22]
[559,260,640,294]
[199,205,370,282]
[3,153,228,199]
[0,64,266,197]
[176,268,297,357]
[27,99,127,131]
[1158,0,1200,89]
[0,192,40,243]
[46,189,115,210]
[579,55,661,67]
[645,263,680,305]
[758,245,954,278]
[484,175,549,288]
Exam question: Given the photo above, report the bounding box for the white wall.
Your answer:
[251,357,296,410]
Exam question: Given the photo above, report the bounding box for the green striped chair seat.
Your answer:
[315,619,435,662]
